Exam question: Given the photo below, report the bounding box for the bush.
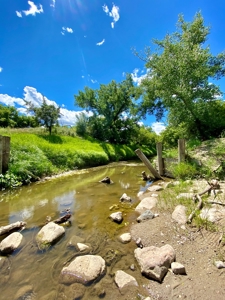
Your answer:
[170,162,198,180]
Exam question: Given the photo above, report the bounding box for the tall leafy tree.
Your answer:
[74,74,140,143]
[137,12,225,139]
[25,96,61,135]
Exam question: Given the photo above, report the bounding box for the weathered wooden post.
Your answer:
[2,136,10,174]
[135,149,162,180]
[0,135,3,174]
[156,142,164,176]
[178,139,185,163]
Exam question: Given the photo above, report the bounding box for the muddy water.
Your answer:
[0,162,152,300]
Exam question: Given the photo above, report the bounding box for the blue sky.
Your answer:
[0,0,225,133]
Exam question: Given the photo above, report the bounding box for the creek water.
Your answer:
[0,162,153,300]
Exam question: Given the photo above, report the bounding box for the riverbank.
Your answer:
[129,178,225,299]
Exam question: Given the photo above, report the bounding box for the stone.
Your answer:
[119,233,131,243]
[57,283,86,300]
[137,210,155,223]
[200,207,225,223]
[77,243,90,252]
[171,262,186,275]
[172,205,187,225]
[147,185,163,192]
[135,197,158,213]
[36,222,65,250]
[14,285,34,300]
[67,235,85,248]
[0,232,23,255]
[60,255,106,285]
[176,193,194,199]
[134,244,176,282]
[115,270,138,289]
[110,212,123,223]
[214,260,225,269]
[120,193,132,202]
[136,238,143,248]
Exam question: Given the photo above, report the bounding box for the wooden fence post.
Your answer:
[135,149,162,180]
[2,136,10,174]
[156,142,164,176]
[178,139,185,163]
[0,135,3,174]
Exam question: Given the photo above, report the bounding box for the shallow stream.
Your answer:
[0,162,153,300]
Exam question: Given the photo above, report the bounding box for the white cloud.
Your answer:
[0,86,90,126]
[61,27,73,35]
[102,4,109,14]
[96,39,105,46]
[102,4,120,28]
[151,122,166,135]
[0,67,3,72]
[16,11,22,18]
[50,0,56,8]
[23,1,44,16]
[91,79,97,84]
[131,68,147,86]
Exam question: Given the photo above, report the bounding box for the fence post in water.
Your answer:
[135,148,162,180]
[2,136,10,174]
[156,142,164,176]
[178,139,185,163]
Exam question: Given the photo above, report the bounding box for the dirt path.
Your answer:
[130,210,225,299]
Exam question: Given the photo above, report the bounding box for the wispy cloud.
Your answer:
[91,79,97,84]
[61,27,73,35]
[16,11,22,18]
[102,4,120,28]
[96,39,105,46]
[23,1,44,16]
[0,67,3,73]
[151,122,166,135]
[50,0,56,8]
[0,87,90,126]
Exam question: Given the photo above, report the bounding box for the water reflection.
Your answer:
[0,162,152,299]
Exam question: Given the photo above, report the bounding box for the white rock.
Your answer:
[77,243,90,252]
[0,232,23,254]
[176,193,194,199]
[114,270,138,289]
[171,262,186,275]
[200,207,225,223]
[147,185,163,192]
[135,197,158,213]
[110,212,123,223]
[172,205,187,225]
[119,233,131,243]
[214,260,225,269]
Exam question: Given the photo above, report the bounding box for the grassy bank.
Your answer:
[0,128,156,189]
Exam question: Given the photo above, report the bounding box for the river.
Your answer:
[0,162,153,300]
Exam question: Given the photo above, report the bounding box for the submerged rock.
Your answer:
[120,193,132,203]
[60,255,106,285]
[114,270,138,289]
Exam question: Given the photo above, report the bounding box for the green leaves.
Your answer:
[138,12,225,140]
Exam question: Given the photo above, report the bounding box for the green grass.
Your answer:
[0,128,156,189]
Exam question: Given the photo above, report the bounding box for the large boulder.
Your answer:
[114,270,138,289]
[135,197,158,213]
[0,232,23,255]
[134,244,176,282]
[36,222,65,250]
[60,255,106,285]
[200,207,225,223]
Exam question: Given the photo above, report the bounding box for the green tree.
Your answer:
[137,12,225,140]
[74,74,141,143]
[25,96,61,135]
